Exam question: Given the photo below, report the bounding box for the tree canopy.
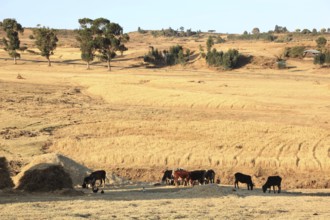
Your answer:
[33,26,58,66]
[76,17,129,70]
[1,18,24,64]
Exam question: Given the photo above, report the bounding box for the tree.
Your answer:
[316,36,327,49]
[206,36,214,52]
[76,18,96,69]
[118,33,130,56]
[252,27,260,35]
[33,26,58,66]
[320,28,326,34]
[186,48,191,61]
[94,18,128,71]
[1,18,24,64]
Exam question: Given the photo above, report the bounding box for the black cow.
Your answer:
[161,170,174,185]
[82,170,107,189]
[205,169,216,184]
[188,170,206,186]
[234,172,254,190]
[262,176,282,193]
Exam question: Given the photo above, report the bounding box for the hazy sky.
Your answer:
[1,0,329,33]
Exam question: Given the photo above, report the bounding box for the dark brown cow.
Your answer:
[173,169,190,186]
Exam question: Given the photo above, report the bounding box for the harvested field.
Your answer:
[0,30,329,218]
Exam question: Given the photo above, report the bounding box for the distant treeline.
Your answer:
[138,27,202,38]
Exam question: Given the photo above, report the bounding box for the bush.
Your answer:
[206,48,240,69]
[314,51,330,65]
[227,33,276,42]
[314,53,325,65]
[316,37,327,48]
[283,46,306,58]
[144,45,189,66]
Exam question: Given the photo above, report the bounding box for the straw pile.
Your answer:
[16,165,73,192]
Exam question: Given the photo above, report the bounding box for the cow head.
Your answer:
[82,176,95,189]
[262,184,267,193]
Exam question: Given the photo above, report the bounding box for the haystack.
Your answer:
[13,153,91,187]
[17,165,72,192]
[0,157,14,189]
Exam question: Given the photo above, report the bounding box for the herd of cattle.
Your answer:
[161,169,282,193]
[82,169,282,194]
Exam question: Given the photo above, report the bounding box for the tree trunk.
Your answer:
[86,61,90,70]
[47,58,51,67]
[14,57,17,64]
[107,60,111,71]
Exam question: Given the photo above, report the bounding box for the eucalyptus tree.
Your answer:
[33,26,58,66]
[1,18,24,64]
[76,18,96,69]
[93,18,129,71]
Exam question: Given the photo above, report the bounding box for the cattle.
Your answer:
[173,169,190,186]
[188,170,206,186]
[82,170,107,189]
[205,169,216,184]
[262,176,282,193]
[234,172,254,190]
[161,170,174,185]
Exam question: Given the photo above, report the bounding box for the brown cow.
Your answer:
[173,169,190,186]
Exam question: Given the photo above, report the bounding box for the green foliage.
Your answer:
[274,25,288,33]
[227,33,276,42]
[206,48,240,69]
[148,27,200,38]
[315,36,327,49]
[76,18,96,69]
[76,17,128,70]
[314,53,325,65]
[33,27,58,66]
[144,45,189,66]
[1,18,24,63]
[314,51,330,65]
[283,46,306,59]
[206,36,214,52]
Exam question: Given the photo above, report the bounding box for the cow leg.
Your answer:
[278,185,281,193]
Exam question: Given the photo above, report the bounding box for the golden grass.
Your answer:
[1,30,330,218]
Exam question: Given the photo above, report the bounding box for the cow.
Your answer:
[82,170,107,189]
[205,169,216,184]
[234,172,254,190]
[161,170,174,185]
[173,169,190,186]
[262,176,282,193]
[188,170,206,186]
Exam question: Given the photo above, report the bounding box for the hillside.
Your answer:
[0,30,329,190]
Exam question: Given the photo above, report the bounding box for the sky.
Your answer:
[1,0,329,34]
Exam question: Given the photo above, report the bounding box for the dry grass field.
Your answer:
[0,30,330,219]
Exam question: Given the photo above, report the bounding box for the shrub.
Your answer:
[206,48,240,69]
[314,53,325,65]
[144,45,189,66]
[314,51,330,65]
[316,37,327,49]
[227,33,276,42]
[283,46,306,58]
[215,36,225,43]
